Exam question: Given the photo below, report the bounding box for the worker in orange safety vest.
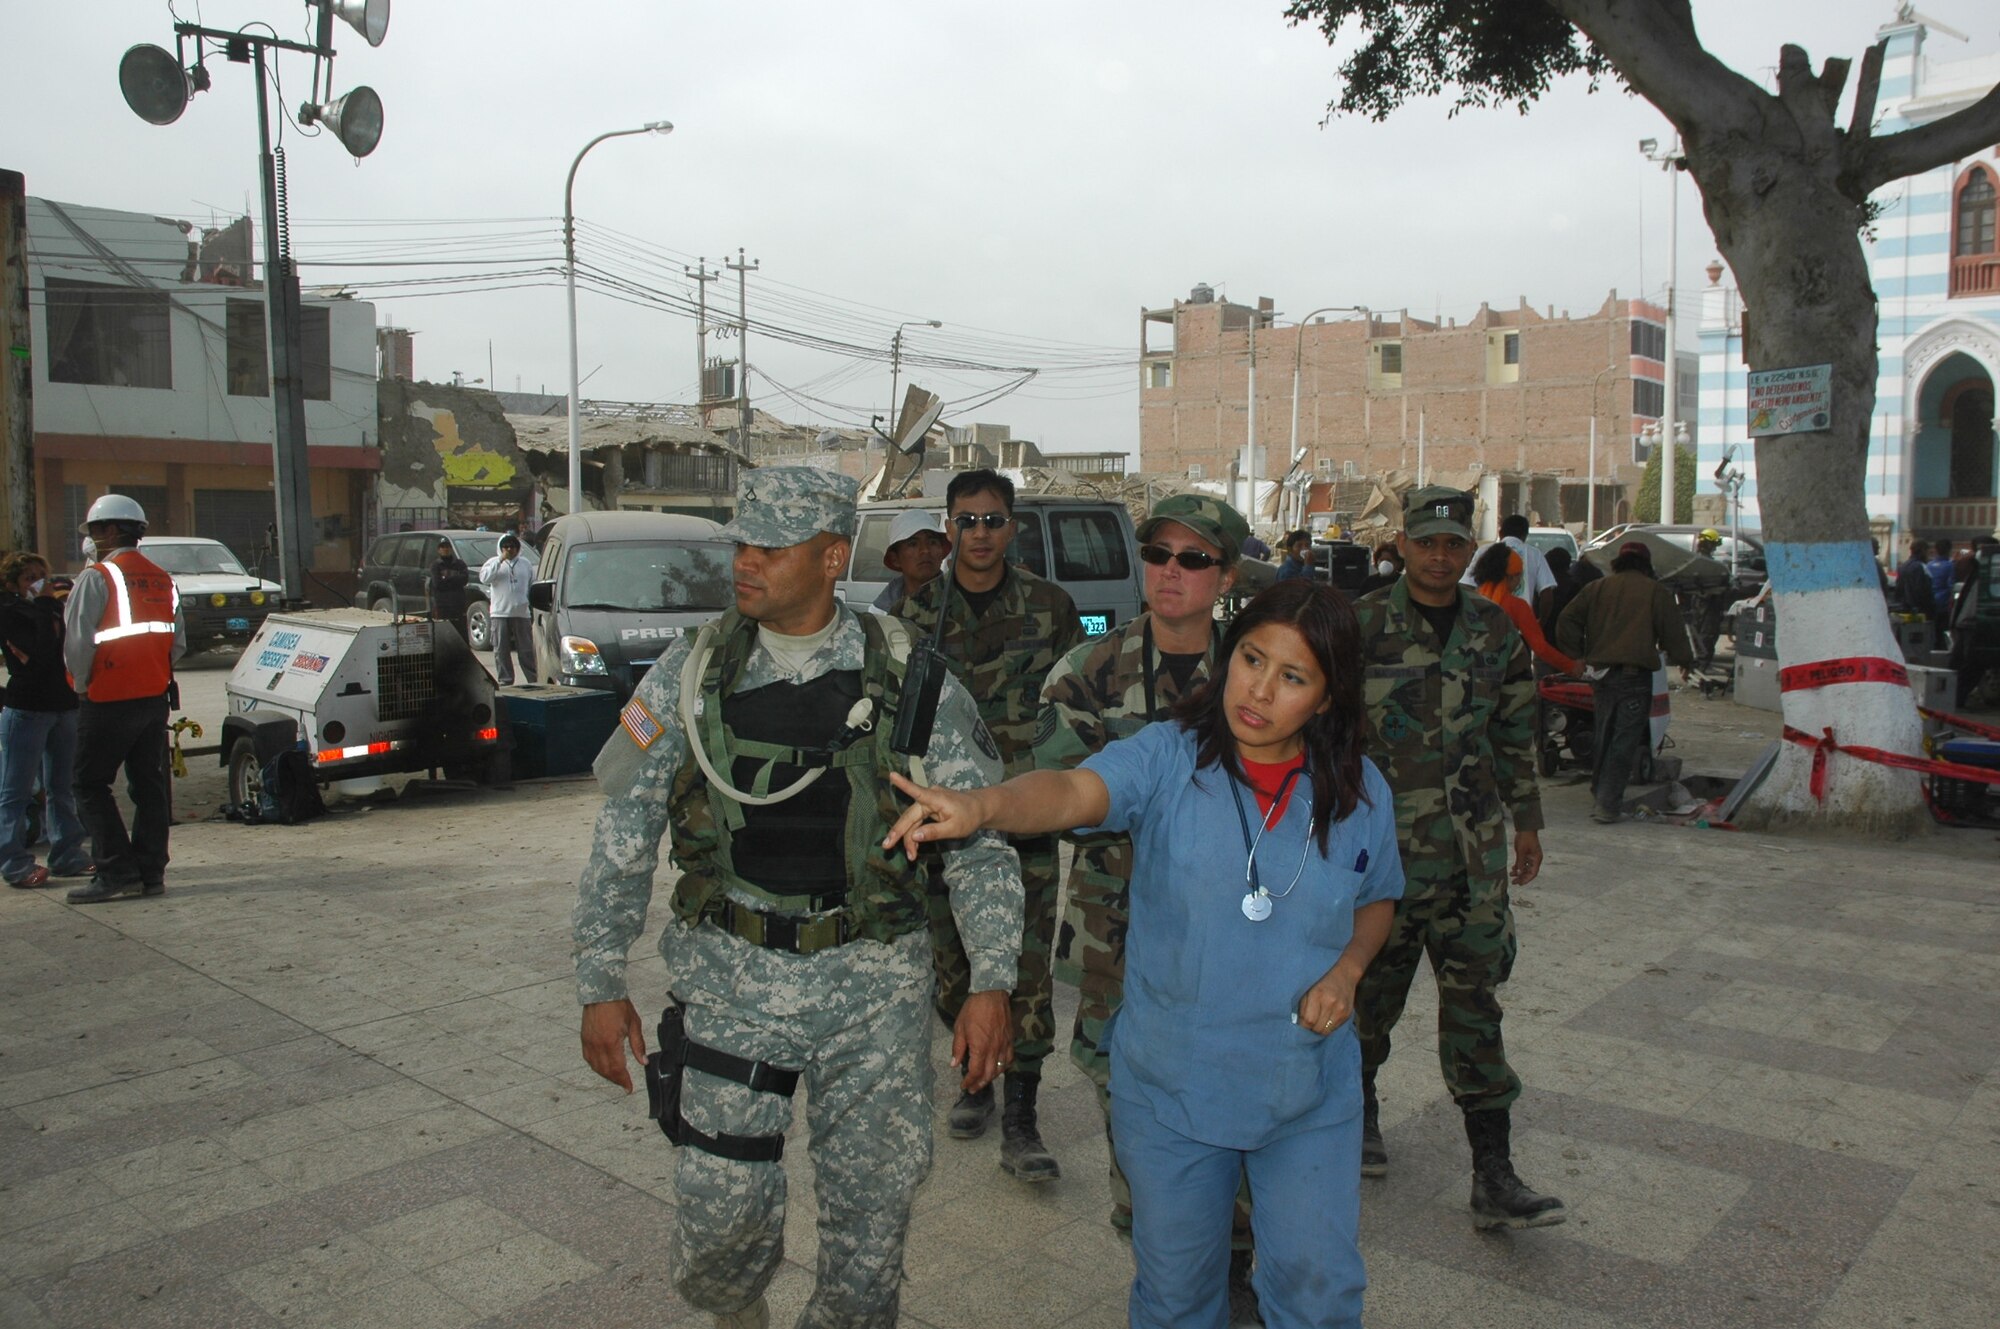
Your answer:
[62,493,185,903]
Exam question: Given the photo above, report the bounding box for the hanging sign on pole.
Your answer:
[1747,364,1833,437]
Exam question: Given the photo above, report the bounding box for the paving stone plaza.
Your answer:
[1,691,1996,1328]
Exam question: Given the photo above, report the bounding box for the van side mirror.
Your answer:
[529,580,553,612]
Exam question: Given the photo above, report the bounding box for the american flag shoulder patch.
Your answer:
[620,697,663,749]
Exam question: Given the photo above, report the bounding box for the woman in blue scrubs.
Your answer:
[887,580,1403,1329]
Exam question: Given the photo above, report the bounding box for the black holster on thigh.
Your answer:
[644,1000,802,1163]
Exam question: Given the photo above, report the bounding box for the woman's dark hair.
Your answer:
[0,550,48,588]
[1170,579,1367,851]
[1471,542,1514,587]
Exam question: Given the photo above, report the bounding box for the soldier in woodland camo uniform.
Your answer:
[1034,493,1268,1317]
[575,467,1022,1329]
[1351,484,1565,1231]
[892,468,1083,1182]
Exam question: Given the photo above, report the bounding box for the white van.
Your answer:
[839,495,1143,639]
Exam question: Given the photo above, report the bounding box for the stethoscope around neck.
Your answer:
[1230,766,1316,922]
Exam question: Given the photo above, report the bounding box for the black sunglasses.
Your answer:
[1139,543,1221,572]
[951,512,1010,530]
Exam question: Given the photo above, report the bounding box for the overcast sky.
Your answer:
[7,1,1994,455]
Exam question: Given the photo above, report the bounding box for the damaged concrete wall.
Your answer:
[376,380,532,513]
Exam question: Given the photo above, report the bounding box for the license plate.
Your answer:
[1078,613,1110,636]
[227,617,251,631]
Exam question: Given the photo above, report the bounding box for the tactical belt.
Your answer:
[708,898,857,954]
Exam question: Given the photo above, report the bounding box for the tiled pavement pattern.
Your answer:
[2,754,1998,1328]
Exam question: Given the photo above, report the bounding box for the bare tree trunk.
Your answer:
[1687,111,1924,833]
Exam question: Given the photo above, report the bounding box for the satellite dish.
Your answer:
[890,386,943,455]
[329,0,392,46]
[896,401,944,455]
[303,86,384,157]
[119,45,190,126]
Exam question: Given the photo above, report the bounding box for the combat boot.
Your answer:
[998,1072,1061,1182]
[1464,1108,1566,1230]
[948,1084,995,1139]
[1361,1088,1387,1177]
[1226,1246,1263,1326]
[712,1296,768,1329]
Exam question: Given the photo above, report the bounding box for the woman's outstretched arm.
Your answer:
[884,768,1110,858]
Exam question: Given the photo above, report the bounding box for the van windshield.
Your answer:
[565,542,734,611]
[144,542,248,576]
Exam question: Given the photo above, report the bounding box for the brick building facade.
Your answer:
[1139,287,1692,528]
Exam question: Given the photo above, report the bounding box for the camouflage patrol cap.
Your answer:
[1137,493,1250,563]
[714,466,859,547]
[1402,485,1475,541]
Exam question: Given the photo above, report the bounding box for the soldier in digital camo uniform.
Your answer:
[1034,492,1268,1319]
[892,467,1084,1183]
[575,466,1023,1329]
[1351,484,1565,1231]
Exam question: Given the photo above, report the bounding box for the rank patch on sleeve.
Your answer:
[620,696,663,749]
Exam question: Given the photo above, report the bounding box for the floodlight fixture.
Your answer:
[119,44,191,125]
[1638,136,1657,154]
[325,0,391,47]
[301,85,384,157]
[114,4,388,606]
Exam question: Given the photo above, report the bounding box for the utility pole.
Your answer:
[686,256,718,424]
[726,247,759,449]
[1245,317,1258,521]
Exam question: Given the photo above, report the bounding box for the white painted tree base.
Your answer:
[1741,582,1926,833]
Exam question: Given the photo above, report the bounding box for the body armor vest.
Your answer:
[667,609,929,943]
[721,669,864,899]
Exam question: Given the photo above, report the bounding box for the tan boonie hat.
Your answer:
[714,466,859,547]
[1402,485,1476,541]
[1137,493,1250,563]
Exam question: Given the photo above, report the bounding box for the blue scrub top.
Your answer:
[1082,722,1404,1151]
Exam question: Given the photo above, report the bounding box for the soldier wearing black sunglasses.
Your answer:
[1138,544,1223,573]
[894,468,1084,1185]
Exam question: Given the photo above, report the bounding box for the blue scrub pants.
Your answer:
[1111,1087,1365,1329]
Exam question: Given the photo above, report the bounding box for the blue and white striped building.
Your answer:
[1698,11,2000,544]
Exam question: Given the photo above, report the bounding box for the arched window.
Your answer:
[1951,165,1999,298]
[1957,171,1995,255]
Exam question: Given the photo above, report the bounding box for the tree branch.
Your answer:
[1774,45,1849,158]
[1852,83,2000,196]
[1846,40,1884,145]
[1548,0,1764,137]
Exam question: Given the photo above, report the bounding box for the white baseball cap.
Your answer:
[882,509,947,568]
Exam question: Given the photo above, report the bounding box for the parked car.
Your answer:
[1583,522,1765,592]
[139,536,283,648]
[840,494,1143,638]
[1525,526,1580,560]
[527,511,734,700]
[353,530,537,651]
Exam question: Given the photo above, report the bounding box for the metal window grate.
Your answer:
[377,650,436,721]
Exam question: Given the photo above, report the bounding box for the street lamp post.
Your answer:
[1286,305,1368,531]
[887,319,942,436]
[1640,135,1684,527]
[564,122,672,515]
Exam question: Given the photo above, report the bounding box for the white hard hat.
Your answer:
[80,493,148,531]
